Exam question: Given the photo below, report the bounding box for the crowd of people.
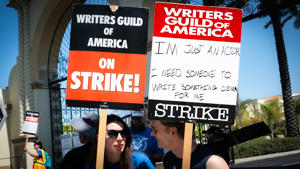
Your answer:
[26,111,230,169]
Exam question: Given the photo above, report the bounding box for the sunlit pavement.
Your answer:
[231,150,300,169]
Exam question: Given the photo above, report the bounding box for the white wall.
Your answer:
[33,89,52,157]
[0,90,11,168]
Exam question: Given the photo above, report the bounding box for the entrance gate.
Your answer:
[47,1,108,168]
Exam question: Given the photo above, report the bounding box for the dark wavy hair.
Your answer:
[33,141,43,149]
[86,114,132,169]
[106,114,132,169]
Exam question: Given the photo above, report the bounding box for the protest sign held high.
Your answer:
[148,3,242,125]
[23,111,40,135]
[66,5,149,110]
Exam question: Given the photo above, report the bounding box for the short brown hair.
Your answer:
[160,121,186,139]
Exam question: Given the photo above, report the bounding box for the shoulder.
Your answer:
[37,150,43,156]
[192,144,216,158]
[131,151,149,160]
[205,155,229,169]
[131,151,155,169]
[61,144,90,162]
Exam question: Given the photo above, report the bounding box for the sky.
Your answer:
[0,0,300,101]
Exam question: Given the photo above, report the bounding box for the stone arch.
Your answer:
[30,0,80,85]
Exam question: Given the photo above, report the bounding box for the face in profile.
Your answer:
[34,144,40,150]
[105,121,127,154]
[151,120,172,149]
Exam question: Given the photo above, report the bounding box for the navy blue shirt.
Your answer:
[163,144,215,169]
[85,151,155,169]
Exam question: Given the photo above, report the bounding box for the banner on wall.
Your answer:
[148,2,242,125]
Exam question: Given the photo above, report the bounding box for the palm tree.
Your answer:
[222,0,300,137]
[200,0,300,136]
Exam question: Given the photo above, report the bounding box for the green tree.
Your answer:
[294,99,300,125]
[234,99,263,129]
[201,0,300,136]
[225,0,300,137]
[62,124,75,134]
[260,99,285,137]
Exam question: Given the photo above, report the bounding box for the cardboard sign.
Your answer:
[66,5,149,110]
[148,3,242,124]
[22,111,40,135]
[0,100,8,130]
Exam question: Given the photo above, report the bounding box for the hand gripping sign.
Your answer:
[148,2,242,125]
[66,5,149,110]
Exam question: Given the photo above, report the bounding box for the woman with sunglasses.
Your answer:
[85,114,155,169]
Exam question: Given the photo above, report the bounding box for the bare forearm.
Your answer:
[25,149,39,157]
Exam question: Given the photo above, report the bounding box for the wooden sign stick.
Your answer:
[182,122,193,169]
[96,108,108,169]
[25,135,29,148]
[22,135,29,159]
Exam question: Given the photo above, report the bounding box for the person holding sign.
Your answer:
[59,112,99,169]
[85,114,155,169]
[24,141,47,169]
[151,120,229,169]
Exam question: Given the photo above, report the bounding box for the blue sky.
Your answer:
[0,0,299,101]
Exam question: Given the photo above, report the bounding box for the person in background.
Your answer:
[204,126,231,165]
[151,120,230,169]
[59,112,99,169]
[85,114,155,169]
[130,111,164,165]
[24,141,46,169]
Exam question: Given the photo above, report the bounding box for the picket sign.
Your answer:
[96,108,108,169]
[148,2,243,168]
[182,123,193,169]
[67,4,149,169]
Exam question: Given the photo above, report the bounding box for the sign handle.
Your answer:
[182,122,193,169]
[25,135,29,147]
[22,135,29,159]
[96,108,108,169]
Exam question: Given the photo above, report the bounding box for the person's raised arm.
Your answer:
[24,147,41,157]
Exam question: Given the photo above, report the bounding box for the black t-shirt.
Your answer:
[59,143,92,169]
[163,144,215,169]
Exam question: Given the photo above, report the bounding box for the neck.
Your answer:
[105,152,121,164]
[171,141,198,159]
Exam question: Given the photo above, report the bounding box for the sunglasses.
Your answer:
[107,130,128,139]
